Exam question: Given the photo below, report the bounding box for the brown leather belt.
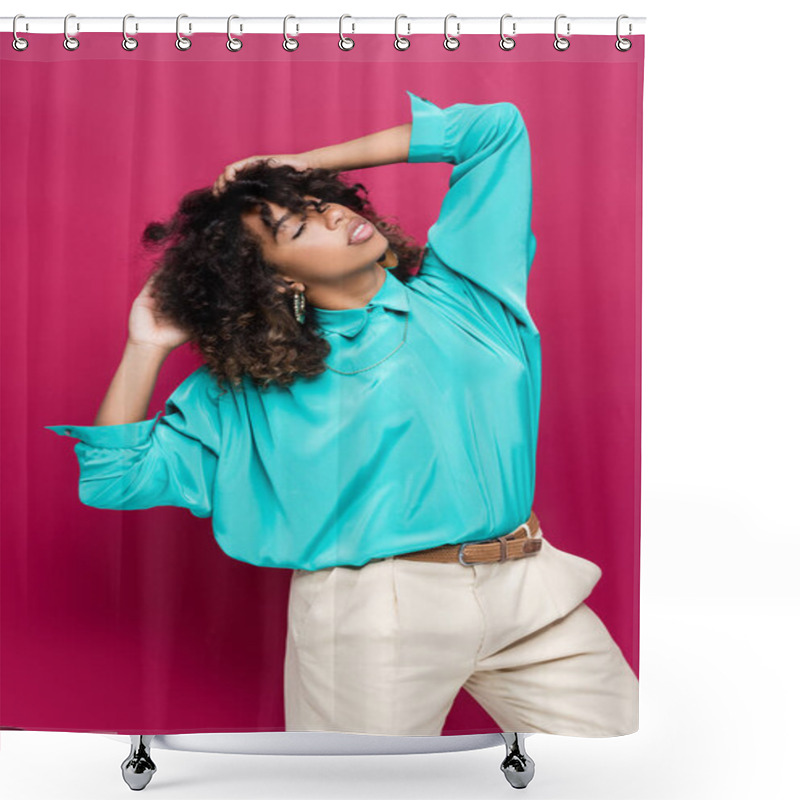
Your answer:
[395,510,542,565]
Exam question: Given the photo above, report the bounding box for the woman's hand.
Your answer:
[127,275,192,354]
[212,153,315,196]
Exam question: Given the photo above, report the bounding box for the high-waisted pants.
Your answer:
[283,526,639,737]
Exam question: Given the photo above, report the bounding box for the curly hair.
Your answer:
[140,161,425,395]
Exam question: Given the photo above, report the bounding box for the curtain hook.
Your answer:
[63,13,80,51]
[394,14,410,50]
[122,14,138,51]
[176,13,191,50]
[616,14,632,51]
[554,14,570,51]
[227,15,243,51]
[339,14,355,50]
[499,14,516,51]
[12,14,29,52]
[443,13,460,51]
[283,15,299,51]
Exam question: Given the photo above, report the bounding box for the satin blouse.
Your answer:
[45,90,541,571]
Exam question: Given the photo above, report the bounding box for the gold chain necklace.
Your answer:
[325,315,409,375]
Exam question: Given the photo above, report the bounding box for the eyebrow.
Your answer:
[273,199,321,240]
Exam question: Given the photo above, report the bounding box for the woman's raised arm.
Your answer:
[88,274,190,426]
[212,123,412,195]
[402,91,537,328]
[303,123,413,172]
[311,92,538,328]
[44,278,221,518]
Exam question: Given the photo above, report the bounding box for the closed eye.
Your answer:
[293,202,328,240]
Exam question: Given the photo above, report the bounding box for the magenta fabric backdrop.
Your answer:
[0,32,643,734]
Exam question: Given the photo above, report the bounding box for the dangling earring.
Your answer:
[377,247,399,269]
[293,289,306,324]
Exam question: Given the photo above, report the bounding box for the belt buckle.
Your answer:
[458,542,477,566]
[458,532,515,566]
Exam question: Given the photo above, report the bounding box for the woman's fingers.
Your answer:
[213,165,235,197]
[212,163,236,196]
[136,273,157,301]
[214,164,237,196]
[212,154,310,197]
[213,156,266,196]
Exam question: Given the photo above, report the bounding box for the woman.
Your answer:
[46,91,638,738]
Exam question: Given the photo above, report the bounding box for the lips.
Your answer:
[347,217,374,245]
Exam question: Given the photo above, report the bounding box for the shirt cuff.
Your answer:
[406,90,449,164]
[44,413,162,449]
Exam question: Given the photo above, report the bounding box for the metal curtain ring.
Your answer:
[283,15,299,51]
[339,14,354,50]
[616,14,632,51]
[394,14,410,50]
[554,14,570,51]
[499,14,516,50]
[12,14,29,52]
[176,13,191,50]
[227,14,243,51]
[122,14,138,51]
[443,13,460,51]
[63,13,79,51]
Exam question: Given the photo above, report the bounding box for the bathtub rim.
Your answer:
[102,731,525,756]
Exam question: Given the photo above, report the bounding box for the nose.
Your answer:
[324,204,346,230]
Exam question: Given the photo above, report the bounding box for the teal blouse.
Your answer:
[45,91,541,572]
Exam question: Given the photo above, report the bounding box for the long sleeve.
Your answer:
[44,365,221,518]
[405,90,537,326]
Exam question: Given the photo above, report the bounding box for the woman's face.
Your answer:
[241,195,388,292]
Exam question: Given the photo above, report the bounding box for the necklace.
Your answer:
[325,315,409,375]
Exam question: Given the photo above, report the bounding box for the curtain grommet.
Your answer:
[12,14,29,51]
[339,14,355,50]
[554,14,570,51]
[616,14,633,51]
[499,14,516,51]
[283,15,299,51]
[175,13,191,51]
[443,13,460,51]
[394,14,411,50]
[121,14,139,51]
[226,15,243,52]
[63,13,80,51]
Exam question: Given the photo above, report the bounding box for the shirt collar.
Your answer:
[311,269,410,338]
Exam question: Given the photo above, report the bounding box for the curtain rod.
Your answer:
[2,16,646,37]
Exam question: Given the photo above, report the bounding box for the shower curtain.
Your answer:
[1,30,644,738]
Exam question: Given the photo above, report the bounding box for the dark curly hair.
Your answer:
[140,161,425,395]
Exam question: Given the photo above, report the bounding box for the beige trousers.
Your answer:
[283,528,639,737]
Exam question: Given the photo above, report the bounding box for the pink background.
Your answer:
[0,33,643,734]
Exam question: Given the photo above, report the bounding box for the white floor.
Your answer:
[2,596,794,800]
